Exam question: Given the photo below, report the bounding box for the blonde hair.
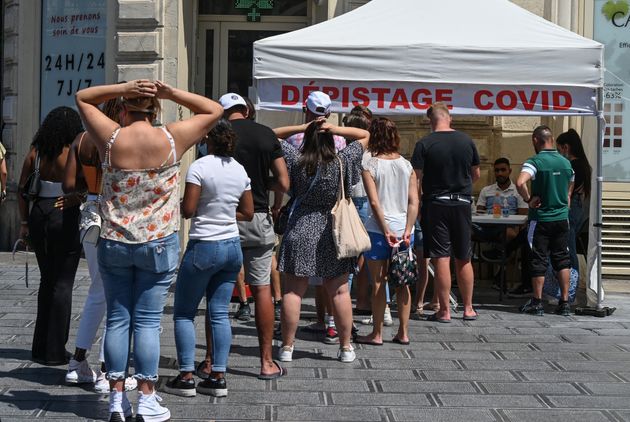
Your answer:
[122,96,161,119]
[427,102,450,120]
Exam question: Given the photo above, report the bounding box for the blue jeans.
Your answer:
[98,233,180,382]
[174,237,242,373]
[568,195,585,270]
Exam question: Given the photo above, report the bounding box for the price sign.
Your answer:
[40,0,106,122]
[594,0,630,181]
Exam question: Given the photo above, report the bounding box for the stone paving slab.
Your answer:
[1,255,630,421]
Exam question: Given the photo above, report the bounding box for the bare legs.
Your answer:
[250,284,279,377]
[281,273,353,348]
[354,256,371,312]
[532,269,569,301]
[432,257,475,321]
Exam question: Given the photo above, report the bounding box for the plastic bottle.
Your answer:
[492,192,501,218]
[502,195,510,217]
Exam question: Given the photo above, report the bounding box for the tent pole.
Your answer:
[596,87,604,311]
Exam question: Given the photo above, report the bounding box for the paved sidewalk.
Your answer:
[1,252,630,421]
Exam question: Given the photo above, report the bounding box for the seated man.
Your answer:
[474,158,529,292]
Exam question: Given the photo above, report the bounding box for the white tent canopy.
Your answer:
[253,0,603,116]
[253,0,606,307]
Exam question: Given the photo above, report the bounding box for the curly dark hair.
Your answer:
[207,118,238,157]
[32,106,83,160]
[368,117,400,155]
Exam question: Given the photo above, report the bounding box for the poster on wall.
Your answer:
[40,0,106,122]
[594,0,630,181]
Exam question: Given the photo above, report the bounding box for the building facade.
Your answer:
[1,0,629,275]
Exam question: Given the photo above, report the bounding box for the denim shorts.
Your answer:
[353,196,369,224]
[365,231,414,261]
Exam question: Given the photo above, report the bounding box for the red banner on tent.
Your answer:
[256,79,597,116]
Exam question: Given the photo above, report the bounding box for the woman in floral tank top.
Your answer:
[76,80,222,422]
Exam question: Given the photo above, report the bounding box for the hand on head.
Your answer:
[125,79,157,98]
[154,80,174,99]
[315,118,333,133]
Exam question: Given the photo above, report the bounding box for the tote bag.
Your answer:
[331,157,371,259]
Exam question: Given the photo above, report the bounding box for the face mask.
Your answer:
[198,143,208,157]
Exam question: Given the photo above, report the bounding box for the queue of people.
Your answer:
[14,84,585,422]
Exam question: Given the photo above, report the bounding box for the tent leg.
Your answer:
[595,87,604,312]
[575,88,616,318]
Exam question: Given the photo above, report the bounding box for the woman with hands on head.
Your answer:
[273,118,369,364]
[17,106,84,367]
[354,117,419,347]
[76,79,222,422]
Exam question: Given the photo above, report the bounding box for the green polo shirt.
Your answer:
[521,150,574,222]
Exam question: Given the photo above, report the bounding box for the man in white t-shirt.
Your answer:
[476,157,528,219]
[474,157,529,293]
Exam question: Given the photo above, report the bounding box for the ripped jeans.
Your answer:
[98,233,180,382]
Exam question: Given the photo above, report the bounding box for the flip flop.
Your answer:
[426,313,451,323]
[257,361,287,380]
[463,310,479,321]
[392,337,410,345]
[354,336,384,346]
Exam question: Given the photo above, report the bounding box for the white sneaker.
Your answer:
[337,345,356,363]
[95,371,138,394]
[108,390,132,422]
[383,307,393,326]
[124,376,138,392]
[278,344,294,362]
[137,392,170,422]
[360,315,373,325]
[66,359,96,384]
[94,370,109,394]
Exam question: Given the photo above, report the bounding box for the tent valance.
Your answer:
[253,0,603,116]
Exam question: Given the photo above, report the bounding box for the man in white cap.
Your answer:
[285,91,347,152]
[219,92,290,379]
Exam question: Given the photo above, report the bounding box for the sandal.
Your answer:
[463,309,479,321]
[257,361,287,380]
[425,302,440,312]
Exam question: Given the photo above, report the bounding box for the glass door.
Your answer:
[197,22,303,101]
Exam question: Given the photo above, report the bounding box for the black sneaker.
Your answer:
[234,303,251,321]
[507,285,533,298]
[519,298,544,316]
[196,377,227,397]
[274,301,281,321]
[163,374,196,397]
[555,302,571,316]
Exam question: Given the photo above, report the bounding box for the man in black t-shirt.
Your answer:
[220,93,290,379]
[411,102,480,323]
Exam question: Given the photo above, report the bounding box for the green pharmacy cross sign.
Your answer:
[235,0,274,22]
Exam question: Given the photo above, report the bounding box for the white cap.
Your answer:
[305,91,331,116]
[219,93,247,110]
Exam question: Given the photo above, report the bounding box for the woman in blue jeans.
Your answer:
[556,129,591,271]
[77,80,222,422]
[164,119,254,398]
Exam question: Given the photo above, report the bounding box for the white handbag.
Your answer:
[331,157,371,259]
